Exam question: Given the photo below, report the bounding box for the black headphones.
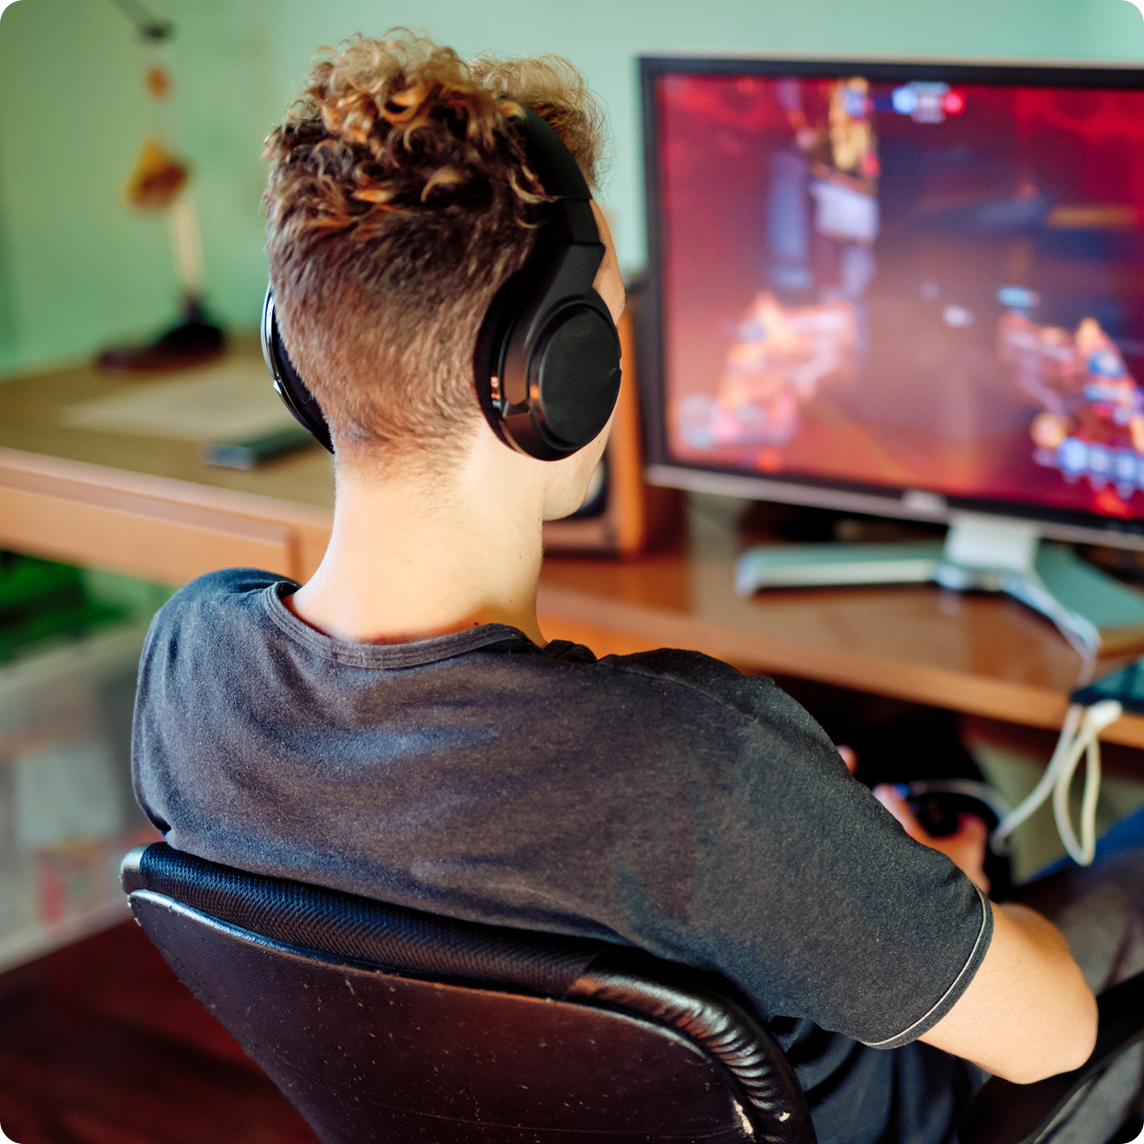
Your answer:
[261,105,621,461]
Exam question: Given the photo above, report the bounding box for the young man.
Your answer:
[133,32,1119,1144]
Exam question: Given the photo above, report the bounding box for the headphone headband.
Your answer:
[506,104,591,202]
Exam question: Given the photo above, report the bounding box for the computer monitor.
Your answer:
[640,54,1144,542]
[638,55,1144,657]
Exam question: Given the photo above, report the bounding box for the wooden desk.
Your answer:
[4,344,1144,748]
[0,341,335,585]
[536,496,1144,743]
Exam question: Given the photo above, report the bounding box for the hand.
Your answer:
[873,783,991,896]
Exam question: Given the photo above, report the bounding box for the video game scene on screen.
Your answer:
[657,74,1144,522]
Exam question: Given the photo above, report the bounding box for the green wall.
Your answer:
[0,0,279,372]
[1,0,1143,374]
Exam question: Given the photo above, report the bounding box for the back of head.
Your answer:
[263,31,607,477]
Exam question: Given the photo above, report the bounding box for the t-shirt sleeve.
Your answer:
[132,566,295,837]
[861,883,991,1048]
[598,652,994,1049]
[732,689,992,1046]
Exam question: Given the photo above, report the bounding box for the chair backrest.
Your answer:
[121,842,816,1144]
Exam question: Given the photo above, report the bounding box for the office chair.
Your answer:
[122,842,1144,1144]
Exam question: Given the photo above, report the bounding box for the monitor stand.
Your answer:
[736,511,1144,671]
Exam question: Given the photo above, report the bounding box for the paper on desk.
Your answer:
[62,359,297,442]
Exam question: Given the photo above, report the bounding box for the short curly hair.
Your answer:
[263,31,608,474]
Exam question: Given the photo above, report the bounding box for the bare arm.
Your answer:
[919,901,1097,1084]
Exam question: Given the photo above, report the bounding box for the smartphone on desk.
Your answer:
[202,425,316,469]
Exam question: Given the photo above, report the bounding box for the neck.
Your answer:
[288,435,548,646]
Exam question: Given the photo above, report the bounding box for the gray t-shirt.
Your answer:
[133,568,992,1144]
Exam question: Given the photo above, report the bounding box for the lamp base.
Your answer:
[97,297,225,372]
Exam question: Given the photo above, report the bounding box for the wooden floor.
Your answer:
[0,919,320,1144]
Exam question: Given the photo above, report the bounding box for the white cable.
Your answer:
[1054,700,1122,865]
[991,700,1122,867]
[991,704,1082,852]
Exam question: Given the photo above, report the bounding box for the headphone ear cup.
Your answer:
[475,213,622,460]
[529,305,621,450]
[261,289,334,454]
[476,268,622,462]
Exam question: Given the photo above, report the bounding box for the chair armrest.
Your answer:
[960,969,1144,1144]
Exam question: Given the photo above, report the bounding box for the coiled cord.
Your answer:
[991,699,1124,867]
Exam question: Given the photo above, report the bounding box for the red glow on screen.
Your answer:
[942,90,966,115]
[652,70,1144,522]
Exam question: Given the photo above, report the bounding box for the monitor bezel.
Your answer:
[638,54,1144,550]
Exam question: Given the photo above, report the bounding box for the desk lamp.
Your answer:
[96,0,224,372]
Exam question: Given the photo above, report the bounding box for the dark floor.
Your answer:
[0,919,320,1144]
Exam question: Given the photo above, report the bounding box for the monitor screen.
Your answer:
[640,57,1144,544]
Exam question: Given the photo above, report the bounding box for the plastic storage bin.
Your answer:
[0,621,159,970]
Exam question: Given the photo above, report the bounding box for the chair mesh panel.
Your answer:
[123,842,603,994]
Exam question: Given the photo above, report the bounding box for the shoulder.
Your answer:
[141,567,296,665]
[151,567,294,627]
[595,646,829,744]
[595,646,763,705]
[165,567,296,607]
[541,644,847,797]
